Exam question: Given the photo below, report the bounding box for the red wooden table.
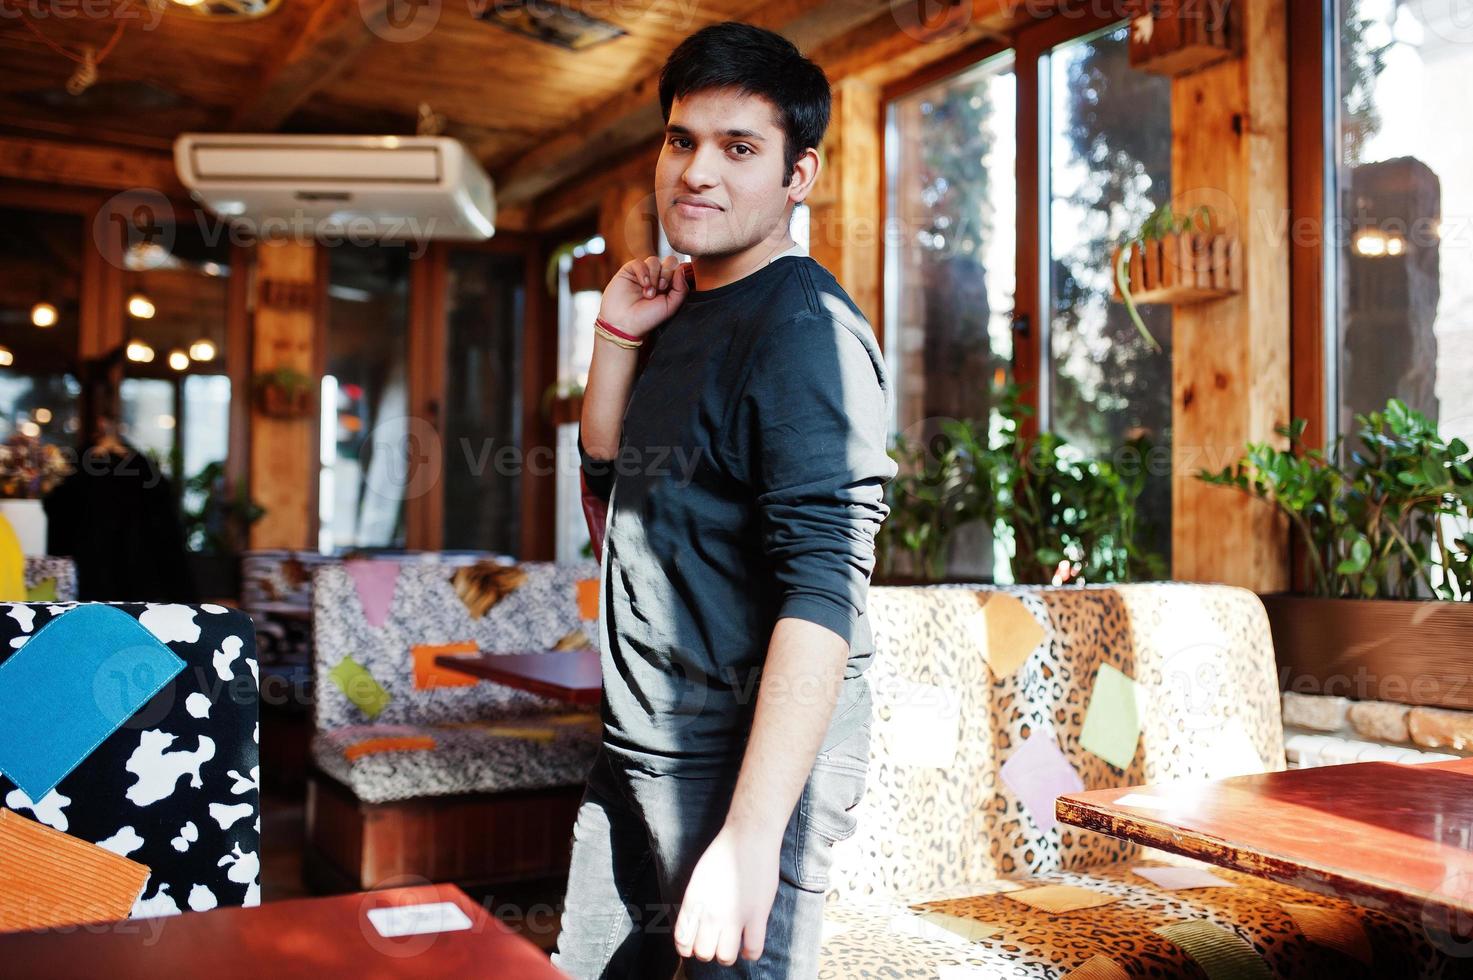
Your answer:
[0,883,567,980]
[435,648,602,706]
[1056,758,1473,923]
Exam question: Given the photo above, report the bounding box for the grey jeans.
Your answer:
[550,717,871,979]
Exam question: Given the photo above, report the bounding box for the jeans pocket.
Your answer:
[794,730,870,892]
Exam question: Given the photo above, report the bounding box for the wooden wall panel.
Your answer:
[248,240,319,550]
[1169,0,1291,590]
[808,76,882,332]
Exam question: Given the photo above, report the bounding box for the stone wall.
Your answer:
[1281,692,1469,768]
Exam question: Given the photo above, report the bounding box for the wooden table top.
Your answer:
[1057,758,1473,923]
[0,884,567,980]
[436,648,602,706]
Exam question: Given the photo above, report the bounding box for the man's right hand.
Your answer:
[598,255,693,339]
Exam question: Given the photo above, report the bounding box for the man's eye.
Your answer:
[730,144,753,156]
[670,137,692,149]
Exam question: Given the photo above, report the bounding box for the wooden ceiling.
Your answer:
[0,0,1041,222]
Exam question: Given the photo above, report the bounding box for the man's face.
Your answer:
[656,87,795,259]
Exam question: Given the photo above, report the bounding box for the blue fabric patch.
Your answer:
[0,605,185,801]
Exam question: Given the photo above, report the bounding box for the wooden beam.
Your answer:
[231,0,389,132]
[815,0,1045,91]
[248,240,320,550]
[0,135,181,195]
[1171,0,1292,590]
[495,0,890,208]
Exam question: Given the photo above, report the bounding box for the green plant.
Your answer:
[877,386,1167,585]
[1198,399,1473,600]
[1114,202,1213,354]
[181,461,266,555]
[253,366,313,397]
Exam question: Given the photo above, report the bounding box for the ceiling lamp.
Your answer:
[0,347,12,367]
[168,349,190,371]
[127,293,156,319]
[31,302,58,328]
[189,339,218,362]
[166,0,284,19]
[126,340,155,363]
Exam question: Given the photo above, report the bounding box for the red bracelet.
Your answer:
[595,316,640,343]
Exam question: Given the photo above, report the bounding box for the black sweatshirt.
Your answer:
[578,254,896,774]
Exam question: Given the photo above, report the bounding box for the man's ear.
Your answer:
[787,147,821,205]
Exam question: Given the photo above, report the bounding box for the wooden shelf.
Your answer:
[1112,231,1241,306]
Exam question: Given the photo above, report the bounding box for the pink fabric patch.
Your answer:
[345,559,399,628]
[1000,728,1085,834]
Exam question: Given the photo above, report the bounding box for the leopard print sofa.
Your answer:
[310,558,603,804]
[815,583,1463,978]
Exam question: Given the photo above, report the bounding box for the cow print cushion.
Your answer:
[0,602,260,918]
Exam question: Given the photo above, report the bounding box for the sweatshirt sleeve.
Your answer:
[577,429,616,504]
[725,312,898,647]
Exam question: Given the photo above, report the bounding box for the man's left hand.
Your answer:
[673,821,780,965]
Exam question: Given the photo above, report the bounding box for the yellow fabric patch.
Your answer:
[343,736,437,761]
[1003,884,1121,914]
[0,809,151,931]
[1281,902,1374,965]
[0,514,23,602]
[916,910,1006,942]
[412,641,480,689]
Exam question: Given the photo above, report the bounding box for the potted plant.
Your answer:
[0,432,72,555]
[1111,203,1240,354]
[181,460,266,600]
[254,366,314,420]
[1198,399,1473,707]
[876,387,1167,586]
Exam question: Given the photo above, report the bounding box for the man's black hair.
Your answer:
[658,22,831,186]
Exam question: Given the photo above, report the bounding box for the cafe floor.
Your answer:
[259,787,567,954]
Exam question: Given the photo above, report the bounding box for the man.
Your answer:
[553,21,896,979]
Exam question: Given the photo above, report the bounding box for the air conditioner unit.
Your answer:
[173,134,495,242]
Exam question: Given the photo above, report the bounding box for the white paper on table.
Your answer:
[366,901,475,938]
[1112,792,1176,810]
[886,680,962,768]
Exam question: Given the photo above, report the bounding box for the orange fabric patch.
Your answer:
[343,736,437,761]
[412,641,480,689]
[1002,884,1121,914]
[1065,954,1132,980]
[0,809,151,930]
[576,578,600,621]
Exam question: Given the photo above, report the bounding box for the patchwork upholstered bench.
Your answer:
[303,557,603,891]
[0,601,260,925]
[815,583,1459,978]
[21,556,77,602]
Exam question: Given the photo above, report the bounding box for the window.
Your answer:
[442,249,525,556]
[321,245,411,553]
[118,221,233,518]
[0,208,84,447]
[885,52,1017,580]
[1044,24,1174,564]
[1331,0,1472,449]
[555,234,605,564]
